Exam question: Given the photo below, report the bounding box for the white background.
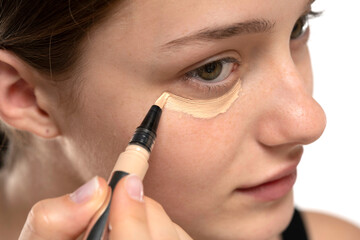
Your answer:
[295,0,360,226]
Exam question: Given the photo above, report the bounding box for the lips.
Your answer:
[236,169,297,202]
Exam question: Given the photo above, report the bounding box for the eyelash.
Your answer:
[183,57,241,93]
[291,11,322,40]
[184,57,240,80]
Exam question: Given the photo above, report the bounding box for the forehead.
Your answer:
[85,0,309,73]
[118,0,306,42]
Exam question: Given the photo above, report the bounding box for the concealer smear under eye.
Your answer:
[156,79,242,119]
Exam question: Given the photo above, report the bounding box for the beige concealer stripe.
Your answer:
[157,79,242,119]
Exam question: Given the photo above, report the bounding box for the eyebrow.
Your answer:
[161,0,314,51]
[161,19,275,51]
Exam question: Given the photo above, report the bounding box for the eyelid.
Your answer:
[184,57,240,80]
[291,9,321,42]
[177,51,242,76]
[181,61,241,96]
[177,53,242,97]
[307,10,323,19]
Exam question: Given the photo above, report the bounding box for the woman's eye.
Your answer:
[185,58,239,83]
[198,62,223,81]
[291,15,309,40]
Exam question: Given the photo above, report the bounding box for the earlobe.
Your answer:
[0,50,60,139]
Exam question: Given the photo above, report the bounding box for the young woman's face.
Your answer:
[51,0,326,239]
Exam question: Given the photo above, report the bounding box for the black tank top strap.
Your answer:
[282,208,309,240]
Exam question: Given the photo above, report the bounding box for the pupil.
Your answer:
[199,61,223,81]
[205,62,217,73]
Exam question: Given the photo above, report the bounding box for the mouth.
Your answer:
[235,169,297,202]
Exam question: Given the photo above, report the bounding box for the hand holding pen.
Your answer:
[18,95,193,240]
[18,174,192,240]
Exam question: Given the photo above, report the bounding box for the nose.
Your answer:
[254,57,327,147]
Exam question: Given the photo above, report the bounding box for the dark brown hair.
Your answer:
[0,0,123,167]
[0,0,121,75]
[0,131,8,168]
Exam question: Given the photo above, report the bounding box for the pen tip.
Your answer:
[155,92,170,109]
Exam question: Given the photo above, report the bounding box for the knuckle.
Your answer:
[121,207,147,226]
[145,198,165,212]
[22,219,46,240]
[26,200,53,237]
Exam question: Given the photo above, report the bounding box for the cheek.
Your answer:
[56,76,164,179]
[143,107,241,213]
[150,109,237,174]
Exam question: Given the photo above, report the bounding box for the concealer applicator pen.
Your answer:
[83,93,169,240]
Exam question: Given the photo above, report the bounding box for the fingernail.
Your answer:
[70,177,99,203]
[125,175,144,202]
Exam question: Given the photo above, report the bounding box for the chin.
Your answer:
[184,192,295,240]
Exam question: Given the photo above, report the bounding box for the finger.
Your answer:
[144,197,182,239]
[19,176,109,240]
[173,223,194,240]
[109,174,151,240]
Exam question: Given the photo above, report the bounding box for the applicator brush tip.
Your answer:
[155,92,170,109]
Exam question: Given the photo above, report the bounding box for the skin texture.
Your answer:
[162,79,242,119]
[2,0,359,239]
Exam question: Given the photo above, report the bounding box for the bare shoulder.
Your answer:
[302,210,360,240]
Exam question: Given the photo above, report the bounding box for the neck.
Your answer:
[0,136,83,239]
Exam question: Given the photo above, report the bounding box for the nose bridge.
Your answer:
[255,55,327,147]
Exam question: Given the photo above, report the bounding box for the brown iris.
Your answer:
[291,17,307,39]
[196,61,223,81]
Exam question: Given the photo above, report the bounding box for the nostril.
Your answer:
[288,145,304,160]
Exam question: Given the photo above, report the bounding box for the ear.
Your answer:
[0,50,60,138]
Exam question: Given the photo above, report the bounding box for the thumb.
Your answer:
[109,174,151,239]
[19,176,110,240]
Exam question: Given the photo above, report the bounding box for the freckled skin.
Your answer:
[3,0,327,240]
